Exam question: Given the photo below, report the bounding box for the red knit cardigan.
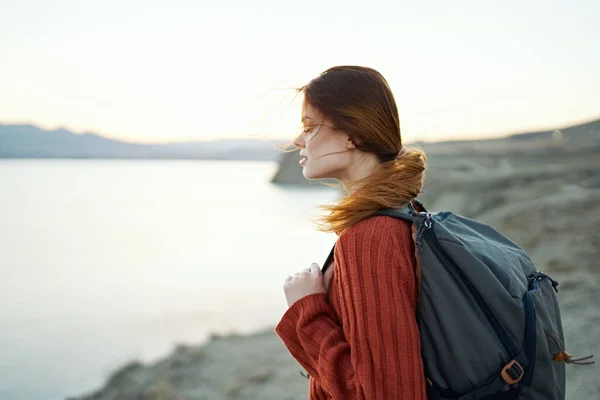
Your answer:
[275,216,426,399]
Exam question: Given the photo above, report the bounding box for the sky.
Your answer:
[0,0,599,143]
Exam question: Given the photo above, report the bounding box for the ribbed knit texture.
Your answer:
[275,216,426,399]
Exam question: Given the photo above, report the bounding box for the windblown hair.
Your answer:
[299,66,426,235]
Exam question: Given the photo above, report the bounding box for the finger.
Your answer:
[285,275,293,281]
[303,268,311,274]
[310,263,321,275]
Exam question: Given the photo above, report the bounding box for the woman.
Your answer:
[275,66,427,399]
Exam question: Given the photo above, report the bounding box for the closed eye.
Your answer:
[303,125,319,134]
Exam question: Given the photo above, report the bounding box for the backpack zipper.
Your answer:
[424,221,520,359]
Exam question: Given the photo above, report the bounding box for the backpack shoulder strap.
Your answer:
[375,199,427,221]
[376,207,415,222]
[322,244,336,273]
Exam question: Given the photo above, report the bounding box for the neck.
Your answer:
[340,153,381,193]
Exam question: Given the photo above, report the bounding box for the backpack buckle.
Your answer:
[501,360,524,384]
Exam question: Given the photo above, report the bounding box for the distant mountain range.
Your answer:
[0,124,286,161]
[1,118,598,161]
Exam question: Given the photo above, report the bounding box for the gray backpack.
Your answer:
[371,200,594,400]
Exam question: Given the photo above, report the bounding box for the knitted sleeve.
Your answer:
[275,216,426,399]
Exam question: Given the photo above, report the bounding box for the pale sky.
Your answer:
[1,0,599,143]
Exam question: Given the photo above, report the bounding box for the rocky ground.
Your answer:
[71,130,599,400]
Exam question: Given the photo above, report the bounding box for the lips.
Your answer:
[299,156,307,166]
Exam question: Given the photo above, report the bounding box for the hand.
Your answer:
[283,263,333,308]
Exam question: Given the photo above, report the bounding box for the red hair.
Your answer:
[300,66,426,235]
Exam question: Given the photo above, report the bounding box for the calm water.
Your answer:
[0,160,338,400]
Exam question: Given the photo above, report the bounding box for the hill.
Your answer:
[0,124,283,161]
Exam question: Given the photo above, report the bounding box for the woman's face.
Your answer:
[294,101,353,181]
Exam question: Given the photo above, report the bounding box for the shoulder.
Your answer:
[338,215,411,245]
[334,216,413,263]
[333,215,417,284]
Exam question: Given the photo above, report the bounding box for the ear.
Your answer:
[346,136,357,150]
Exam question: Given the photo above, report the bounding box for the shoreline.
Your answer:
[71,134,600,399]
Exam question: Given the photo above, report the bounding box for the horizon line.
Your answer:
[1,113,598,146]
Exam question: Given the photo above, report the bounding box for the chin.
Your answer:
[302,166,336,181]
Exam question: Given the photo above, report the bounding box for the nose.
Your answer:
[293,133,305,149]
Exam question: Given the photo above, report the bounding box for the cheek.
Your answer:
[306,132,343,157]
